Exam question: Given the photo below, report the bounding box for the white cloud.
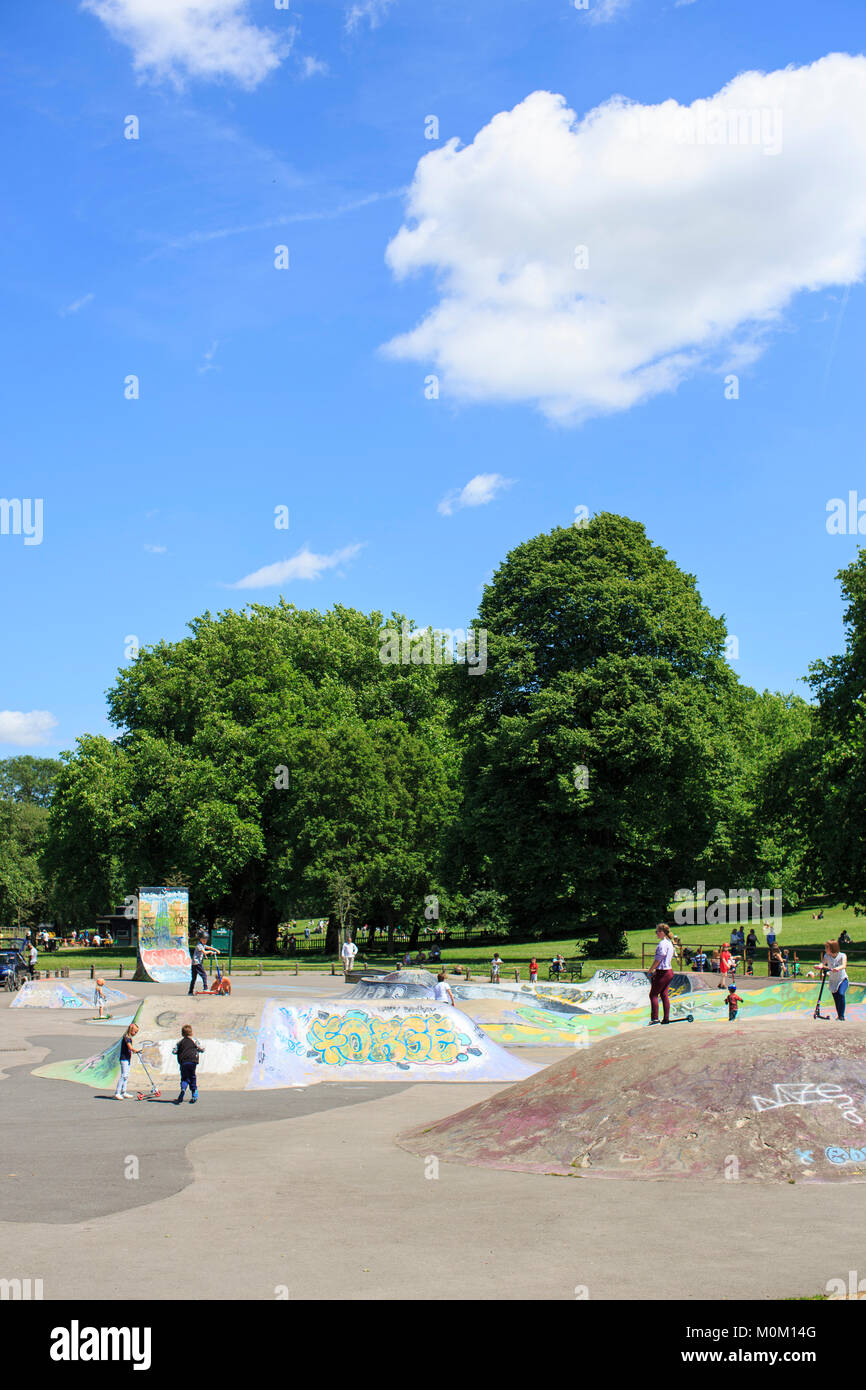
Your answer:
[81,0,291,88]
[384,55,866,423]
[197,340,219,373]
[585,0,632,24]
[60,292,94,316]
[300,55,328,78]
[0,711,59,747]
[229,543,363,589]
[438,473,514,517]
[143,543,167,553]
[345,0,396,33]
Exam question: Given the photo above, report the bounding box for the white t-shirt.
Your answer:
[654,938,675,971]
[823,951,848,991]
[433,982,452,1002]
[341,942,356,960]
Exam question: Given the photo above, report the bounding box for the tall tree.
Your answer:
[807,551,866,912]
[451,514,739,951]
[48,602,459,949]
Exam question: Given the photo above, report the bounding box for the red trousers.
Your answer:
[649,969,674,1022]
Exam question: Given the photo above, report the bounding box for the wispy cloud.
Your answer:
[143,543,167,553]
[345,0,397,34]
[197,340,219,374]
[229,543,363,589]
[300,55,328,78]
[438,474,514,517]
[143,188,403,260]
[81,0,293,89]
[582,0,632,23]
[0,710,58,747]
[60,292,94,316]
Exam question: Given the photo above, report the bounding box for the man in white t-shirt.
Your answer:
[341,938,358,973]
[28,943,38,979]
[433,974,455,1006]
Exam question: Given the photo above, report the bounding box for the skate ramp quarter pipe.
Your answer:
[134,886,191,984]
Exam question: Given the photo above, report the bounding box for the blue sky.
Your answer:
[1,0,865,756]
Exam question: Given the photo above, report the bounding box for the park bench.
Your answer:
[547,959,583,982]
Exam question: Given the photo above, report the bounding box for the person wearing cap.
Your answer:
[725,984,743,1020]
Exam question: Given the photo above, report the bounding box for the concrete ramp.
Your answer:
[134,886,191,984]
[249,999,539,1088]
[399,1017,866,1183]
[347,969,438,1000]
[35,996,536,1092]
[11,981,135,1010]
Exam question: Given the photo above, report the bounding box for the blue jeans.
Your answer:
[115,1059,130,1096]
[189,962,207,994]
[179,1063,198,1098]
[833,978,849,1020]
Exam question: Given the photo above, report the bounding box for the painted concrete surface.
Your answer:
[33,995,538,1091]
[399,1017,866,1182]
[249,998,538,1087]
[11,981,135,1010]
[3,1073,866,1300]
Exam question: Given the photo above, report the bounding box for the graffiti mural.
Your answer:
[248,999,538,1088]
[134,887,191,983]
[305,1008,477,1068]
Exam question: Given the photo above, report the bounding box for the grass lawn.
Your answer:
[27,900,866,983]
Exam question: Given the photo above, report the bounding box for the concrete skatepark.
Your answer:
[4,964,866,1300]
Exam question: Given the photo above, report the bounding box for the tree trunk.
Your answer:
[325,914,339,957]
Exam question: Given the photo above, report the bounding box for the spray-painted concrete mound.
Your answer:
[249,999,538,1088]
[11,981,135,1009]
[399,1018,866,1182]
[34,996,537,1091]
[348,969,439,1000]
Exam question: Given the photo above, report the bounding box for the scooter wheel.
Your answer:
[153,1090,161,1098]
[137,1093,144,1101]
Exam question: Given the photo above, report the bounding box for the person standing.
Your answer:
[172,1024,205,1104]
[648,924,675,1025]
[28,940,38,979]
[745,928,757,971]
[490,952,502,983]
[820,939,849,1020]
[189,933,217,996]
[433,973,455,1006]
[341,937,358,974]
[529,957,539,984]
[114,1023,141,1100]
[725,984,743,1020]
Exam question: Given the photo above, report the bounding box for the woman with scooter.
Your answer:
[648,923,675,1025]
[819,939,849,1020]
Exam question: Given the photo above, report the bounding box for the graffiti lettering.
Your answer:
[305,1008,473,1068]
[825,1146,866,1167]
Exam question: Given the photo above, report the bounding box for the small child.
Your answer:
[490,953,502,983]
[529,957,539,984]
[94,976,107,1020]
[172,1024,205,1104]
[725,984,743,1020]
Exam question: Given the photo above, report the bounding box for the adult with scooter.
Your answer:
[819,939,849,1021]
[189,931,218,996]
[648,923,676,1025]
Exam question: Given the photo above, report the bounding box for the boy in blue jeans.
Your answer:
[173,1024,205,1104]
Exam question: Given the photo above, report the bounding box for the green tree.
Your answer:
[48,602,459,951]
[0,799,51,927]
[0,756,61,806]
[807,551,866,912]
[451,514,739,951]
